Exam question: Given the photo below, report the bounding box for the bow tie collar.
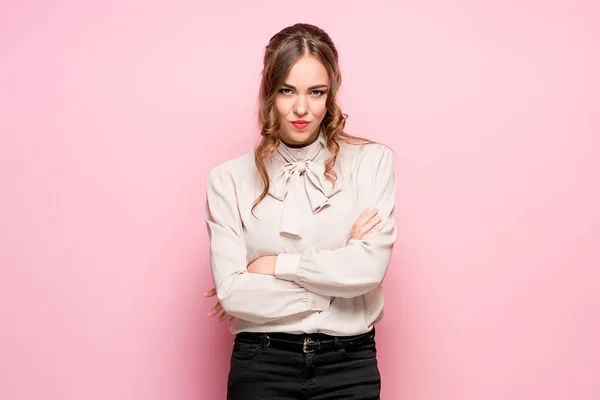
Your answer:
[265,135,342,238]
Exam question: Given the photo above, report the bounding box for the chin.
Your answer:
[279,133,302,145]
[292,133,313,143]
[281,128,317,145]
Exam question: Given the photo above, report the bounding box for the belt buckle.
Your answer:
[303,336,316,353]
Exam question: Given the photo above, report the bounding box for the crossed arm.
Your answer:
[205,208,383,324]
[204,145,396,325]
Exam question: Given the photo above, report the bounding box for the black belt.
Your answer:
[235,327,375,354]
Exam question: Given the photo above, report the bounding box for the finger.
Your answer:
[358,215,382,233]
[218,311,230,323]
[350,211,380,242]
[365,220,382,234]
[363,215,382,231]
[353,208,370,227]
[208,302,222,317]
[356,216,383,240]
[354,208,378,228]
[229,316,238,325]
[204,288,217,297]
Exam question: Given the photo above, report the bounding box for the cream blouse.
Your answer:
[204,131,397,336]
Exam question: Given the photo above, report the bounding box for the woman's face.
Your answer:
[275,55,329,147]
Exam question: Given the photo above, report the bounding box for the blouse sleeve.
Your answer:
[274,144,397,298]
[205,165,331,324]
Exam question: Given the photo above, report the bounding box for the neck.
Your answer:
[280,130,321,149]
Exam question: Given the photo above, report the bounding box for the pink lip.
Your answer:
[291,121,310,130]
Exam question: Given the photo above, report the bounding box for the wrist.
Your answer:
[248,255,278,276]
[268,255,277,276]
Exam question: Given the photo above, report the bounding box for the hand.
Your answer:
[204,288,237,325]
[348,208,381,244]
[247,255,277,276]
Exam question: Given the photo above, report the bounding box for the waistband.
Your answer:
[235,327,375,354]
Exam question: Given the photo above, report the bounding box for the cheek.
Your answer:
[312,99,328,119]
[275,97,290,117]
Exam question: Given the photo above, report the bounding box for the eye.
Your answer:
[279,88,293,95]
[311,90,325,96]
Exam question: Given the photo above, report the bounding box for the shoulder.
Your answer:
[207,150,256,185]
[337,140,393,170]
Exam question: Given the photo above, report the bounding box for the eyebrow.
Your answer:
[281,83,329,90]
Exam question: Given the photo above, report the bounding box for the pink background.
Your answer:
[1,1,599,399]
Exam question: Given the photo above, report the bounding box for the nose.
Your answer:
[293,95,308,116]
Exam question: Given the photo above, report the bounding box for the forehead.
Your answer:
[284,55,329,86]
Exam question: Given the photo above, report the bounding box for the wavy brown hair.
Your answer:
[252,23,375,214]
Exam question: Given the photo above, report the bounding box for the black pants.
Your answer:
[227,328,381,399]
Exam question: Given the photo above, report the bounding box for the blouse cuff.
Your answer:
[308,291,331,312]
[275,253,300,281]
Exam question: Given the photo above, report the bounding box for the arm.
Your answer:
[274,144,397,298]
[205,165,330,324]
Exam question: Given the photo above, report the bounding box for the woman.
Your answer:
[203,23,397,399]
